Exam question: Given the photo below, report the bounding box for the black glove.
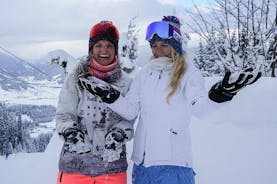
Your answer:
[209,68,262,103]
[63,128,85,144]
[105,128,128,150]
[79,76,120,104]
[63,128,91,153]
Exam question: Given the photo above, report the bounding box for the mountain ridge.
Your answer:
[0,49,77,90]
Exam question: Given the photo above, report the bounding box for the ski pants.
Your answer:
[132,163,195,184]
[57,171,126,184]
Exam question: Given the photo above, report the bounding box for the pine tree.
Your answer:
[194,41,206,75]
[186,0,277,76]
[13,114,25,152]
[238,27,249,66]
[120,16,139,74]
[266,11,277,77]
[0,103,14,155]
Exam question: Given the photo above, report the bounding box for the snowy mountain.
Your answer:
[0,49,78,90]
[0,51,35,90]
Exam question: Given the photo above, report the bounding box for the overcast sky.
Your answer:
[0,0,211,59]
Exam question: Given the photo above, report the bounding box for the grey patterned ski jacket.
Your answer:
[55,59,134,177]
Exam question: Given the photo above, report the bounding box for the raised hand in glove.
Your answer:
[102,128,128,162]
[209,68,262,103]
[63,128,91,154]
[79,76,120,104]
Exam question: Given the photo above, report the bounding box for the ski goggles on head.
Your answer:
[145,21,182,43]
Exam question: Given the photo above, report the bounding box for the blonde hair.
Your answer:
[166,50,187,103]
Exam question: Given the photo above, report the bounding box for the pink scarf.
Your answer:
[88,58,121,82]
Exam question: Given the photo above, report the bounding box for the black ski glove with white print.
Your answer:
[209,68,262,103]
[102,127,128,162]
[105,127,128,150]
[79,75,120,104]
[63,128,84,143]
[63,128,91,154]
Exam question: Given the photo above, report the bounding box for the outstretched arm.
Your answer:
[79,74,140,121]
[185,67,261,119]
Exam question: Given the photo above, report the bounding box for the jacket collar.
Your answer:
[149,57,173,71]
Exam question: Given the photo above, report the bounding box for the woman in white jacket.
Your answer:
[81,16,261,184]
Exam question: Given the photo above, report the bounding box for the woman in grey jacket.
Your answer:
[55,20,133,184]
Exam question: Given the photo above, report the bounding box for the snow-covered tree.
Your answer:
[194,41,206,75]
[119,16,139,74]
[0,103,12,155]
[266,10,277,76]
[0,104,55,155]
[51,56,68,75]
[194,40,221,76]
[0,103,20,155]
[32,133,53,152]
[184,0,277,76]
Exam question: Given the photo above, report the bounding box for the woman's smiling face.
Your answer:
[92,40,115,65]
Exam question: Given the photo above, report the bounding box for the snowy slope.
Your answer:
[0,51,33,90]
[0,77,277,184]
[0,79,61,105]
[0,51,36,77]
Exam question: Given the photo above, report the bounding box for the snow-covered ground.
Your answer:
[0,77,277,184]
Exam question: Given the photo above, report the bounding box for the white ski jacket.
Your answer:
[108,56,220,168]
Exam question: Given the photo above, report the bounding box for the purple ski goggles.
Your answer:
[145,21,182,43]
